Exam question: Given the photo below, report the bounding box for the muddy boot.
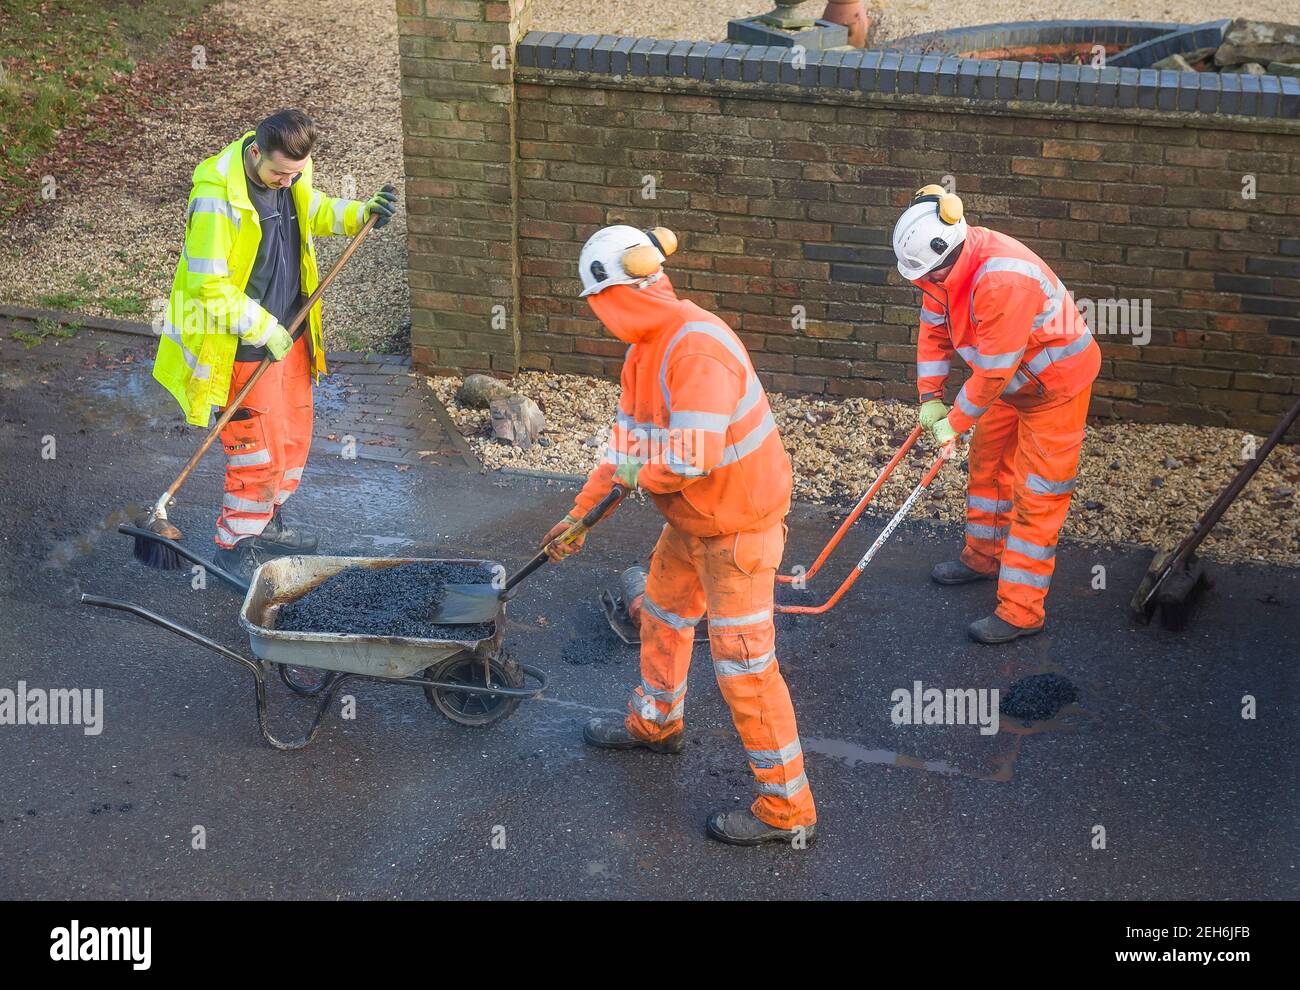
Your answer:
[251,508,318,555]
[931,559,996,586]
[968,613,1043,644]
[582,717,684,754]
[212,541,268,582]
[705,809,817,848]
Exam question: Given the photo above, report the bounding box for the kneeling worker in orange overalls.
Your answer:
[540,225,817,847]
[893,184,1101,643]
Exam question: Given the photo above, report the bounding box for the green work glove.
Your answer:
[264,323,293,361]
[613,459,642,490]
[363,183,399,228]
[931,415,958,446]
[919,399,948,431]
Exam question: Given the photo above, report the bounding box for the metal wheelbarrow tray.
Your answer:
[81,556,547,751]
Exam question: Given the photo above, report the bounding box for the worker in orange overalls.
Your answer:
[894,185,1101,643]
[540,225,817,847]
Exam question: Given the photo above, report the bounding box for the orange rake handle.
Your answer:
[777,441,954,616]
[777,424,923,586]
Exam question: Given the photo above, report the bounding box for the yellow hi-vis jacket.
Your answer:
[153,130,370,426]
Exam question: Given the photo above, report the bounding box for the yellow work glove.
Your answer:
[541,514,584,561]
[931,415,958,447]
[919,399,948,431]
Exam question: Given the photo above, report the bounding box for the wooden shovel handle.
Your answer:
[160,212,380,500]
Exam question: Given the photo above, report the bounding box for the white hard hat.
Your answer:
[578,225,678,298]
[892,185,967,281]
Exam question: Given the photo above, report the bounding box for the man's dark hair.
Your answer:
[255,109,317,161]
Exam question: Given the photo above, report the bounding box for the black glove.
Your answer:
[364,183,399,229]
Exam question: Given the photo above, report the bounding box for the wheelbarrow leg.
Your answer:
[79,594,348,751]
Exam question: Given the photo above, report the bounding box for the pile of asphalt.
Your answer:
[1000,672,1078,720]
[276,562,497,641]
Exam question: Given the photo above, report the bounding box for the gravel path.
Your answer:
[430,370,1300,567]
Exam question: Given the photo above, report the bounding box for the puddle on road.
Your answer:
[43,503,144,571]
[67,368,176,432]
[804,737,963,777]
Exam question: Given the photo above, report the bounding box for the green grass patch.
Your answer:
[11,316,78,347]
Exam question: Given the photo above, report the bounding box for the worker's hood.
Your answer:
[586,274,688,344]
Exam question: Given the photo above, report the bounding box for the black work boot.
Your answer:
[582,717,684,754]
[250,508,318,554]
[706,809,817,848]
[211,541,270,583]
[931,559,996,586]
[968,613,1043,644]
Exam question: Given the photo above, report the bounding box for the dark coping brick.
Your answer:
[574,34,601,72]
[1017,61,1039,101]
[830,264,890,285]
[976,59,998,100]
[801,49,826,88]
[1247,258,1300,278]
[1057,62,1082,104]
[1177,71,1200,112]
[1196,72,1221,114]
[1259,74,1281,117]
[1280,77,1300,119]
[647,39,673,75]
[705,42,728,80]
[517,31,542,68]
[761,47,782,83]
[668,39,693,75]
[956,59,979,98]
[1215,274,1275,294]
[1238,73,1261,116]
[1281,239,1300,256]
[722,43,746,81]
[818,49,844,88]
[592,35,618,74]
[879,52,901,93]
[537,32,564,69]
[859,51,883,93]
[1117,66,1140,107]
[838,49,865,88]
[1136,68,1159,109]
[740,44,768,82]
[995,60,1020,100]
[917,54,941,95]
[1037,62,1060,103]
[779,49,800,85]
[1157,70,1179,110]
[936,55,960,96]
[628,37,654,75]
[554,34,582,71]
[686,40,710,80]
[1095,66,1120,107]
[611,36,636,74]
[1218,70,1241,115]
[1076,65,1100,106]
[1268,318,1300,337]
[898,53,923,94]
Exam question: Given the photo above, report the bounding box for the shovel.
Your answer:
[432,484,629,624]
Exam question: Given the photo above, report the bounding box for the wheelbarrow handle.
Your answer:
[507,483,629,592]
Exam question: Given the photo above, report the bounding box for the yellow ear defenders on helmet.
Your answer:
[912,184,964,225]
[623,227,678,278]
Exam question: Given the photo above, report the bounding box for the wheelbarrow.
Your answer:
[79,554,548,750]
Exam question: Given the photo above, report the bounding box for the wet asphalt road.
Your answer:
[1,331,1297,900]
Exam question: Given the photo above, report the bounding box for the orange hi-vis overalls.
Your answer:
[572,273,815,829]
[215,331,313,548]
[915,226,1101,627]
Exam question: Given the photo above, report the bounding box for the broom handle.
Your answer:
[160,212,380,501]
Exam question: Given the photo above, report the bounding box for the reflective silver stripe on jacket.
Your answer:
[669,410,729,433]
[917,359,950,378]
[183,249,229,277]
[972,256,1059,299]
[1005,535,1056,560]
[717,411,776,467]
[713,650,775,678]
[968,494,1013,514]
[966,523,1009,541]
[1024,326,1094,375]
[226,448,272,468]
[709,607,771,629]
[954,384,987,420]
[1026,472,1076,496]
[283,467,304,482]
[746,738,803,770]
[188,196,241,231]
[641,593,702,630]
[999,564,1051,589]
[309,190,322,220]
[755,771,809,799]
[920,308,945,326]
[160,320,210,378]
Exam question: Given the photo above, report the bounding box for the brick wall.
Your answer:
[398,11,1300,435]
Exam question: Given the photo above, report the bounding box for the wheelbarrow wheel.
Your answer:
[279,664,329,697]
[425,652,525,727]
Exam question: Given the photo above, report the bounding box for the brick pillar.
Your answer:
[397,0,531,375]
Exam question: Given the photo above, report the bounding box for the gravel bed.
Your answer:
[429,370,1300,567]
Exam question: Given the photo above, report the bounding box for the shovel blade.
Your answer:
[429,582,502,625]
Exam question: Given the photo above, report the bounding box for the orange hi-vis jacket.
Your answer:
[915,226,1101,434]
[572,274,793,538]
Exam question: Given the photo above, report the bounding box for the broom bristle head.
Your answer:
[132,533,186,570]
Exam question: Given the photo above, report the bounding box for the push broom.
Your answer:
[132,211,380,570]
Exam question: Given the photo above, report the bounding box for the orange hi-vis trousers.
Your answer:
[214,332,313,548]
[960,387,1092,628]
[625,521,816,830]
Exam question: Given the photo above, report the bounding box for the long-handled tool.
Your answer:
[777,442,955,615]
[1130,392,1300,630]
[777,424,922,586]
[132,212,381,570]
[431,484,630,624]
